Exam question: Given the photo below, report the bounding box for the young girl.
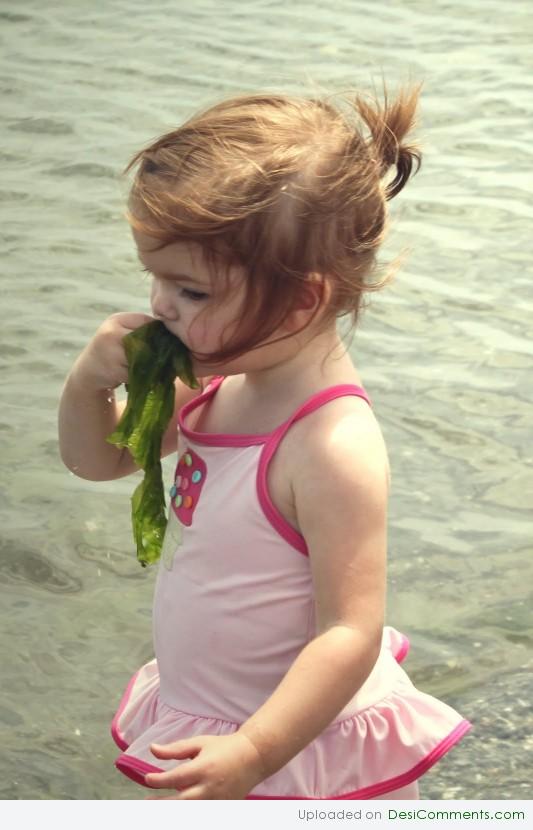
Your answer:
[58,84,471,800]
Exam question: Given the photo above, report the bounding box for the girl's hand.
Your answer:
[73,312,154,391]
[144,732,266,800]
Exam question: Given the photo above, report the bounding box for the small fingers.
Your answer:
[145,770,183,790]
[145,761,200,791]
[150,740,201,760]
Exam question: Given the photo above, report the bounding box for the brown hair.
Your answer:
[124,82,422,365]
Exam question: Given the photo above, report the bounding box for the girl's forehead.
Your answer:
[133,228,205,269]
[133,227,187,255]
[132,227,246,292]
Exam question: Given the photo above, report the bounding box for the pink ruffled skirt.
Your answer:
[111,626,471,799]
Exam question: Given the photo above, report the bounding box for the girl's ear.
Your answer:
[296,283,321,311]
[284,274,332,330]
[293,273,331,312]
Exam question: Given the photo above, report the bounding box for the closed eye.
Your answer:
[139,267,209,302]
[181,288,209,302]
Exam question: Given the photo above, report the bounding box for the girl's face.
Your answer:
[133,228,249,375]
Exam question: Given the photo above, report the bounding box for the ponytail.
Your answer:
[355,83,422,200]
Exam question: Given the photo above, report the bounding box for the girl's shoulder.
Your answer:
[283,389,391,491]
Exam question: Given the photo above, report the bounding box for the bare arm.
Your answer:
[238,411,389,779]
[58,366,127,480]
[240,625,381,779]
[58,370,202,481]
[58,312,205,481]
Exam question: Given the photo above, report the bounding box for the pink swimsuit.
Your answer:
[111,376,471,799]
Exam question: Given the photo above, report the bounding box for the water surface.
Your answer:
[1,0,531,800]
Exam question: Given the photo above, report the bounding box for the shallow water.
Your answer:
[1,0,532,801]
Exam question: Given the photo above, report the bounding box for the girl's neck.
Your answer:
[237,329,361,405]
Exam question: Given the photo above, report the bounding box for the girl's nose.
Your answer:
[151,279,178,321]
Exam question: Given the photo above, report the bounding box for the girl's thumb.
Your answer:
[150,741,197,759]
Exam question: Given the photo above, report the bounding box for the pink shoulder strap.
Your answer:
[266,382,371,451]
[285,384,371,428]
[257,384,372,556]
[184,378,369,426]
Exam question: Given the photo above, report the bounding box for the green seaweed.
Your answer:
[107,321,199,567]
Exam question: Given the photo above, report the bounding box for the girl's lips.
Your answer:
[158,321,186,344]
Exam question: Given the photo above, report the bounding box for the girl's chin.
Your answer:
[191,355,230,377]
[189,354,211,371]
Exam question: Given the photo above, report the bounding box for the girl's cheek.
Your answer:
[185,322,207,355]
[188,310,215,347]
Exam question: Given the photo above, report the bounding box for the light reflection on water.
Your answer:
[1,0,531,800]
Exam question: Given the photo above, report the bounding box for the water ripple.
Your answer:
[0,541,82,593]
[8,117,74,135]
[1,0,531,800]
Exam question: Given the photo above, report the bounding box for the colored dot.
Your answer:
[181,477,190,491]
[191,470,202,484]
[176,475,182,487]
[184,453,192,467]
[175,494,183,507]
[169,485,177,498]
[184,495,193,509]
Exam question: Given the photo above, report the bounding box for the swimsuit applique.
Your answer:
[170,448,207,527]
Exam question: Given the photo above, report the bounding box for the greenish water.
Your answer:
[1,0,532,800]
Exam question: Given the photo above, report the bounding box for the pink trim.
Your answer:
[179,376,271,446]
[114,720,472,797]
[178,377,372,450]
[393,634,410,664]
[115,754,164,787]
[256,434,308,556]
[246,720,472,800]
[256,385,372,557]
[110,669,140,751]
